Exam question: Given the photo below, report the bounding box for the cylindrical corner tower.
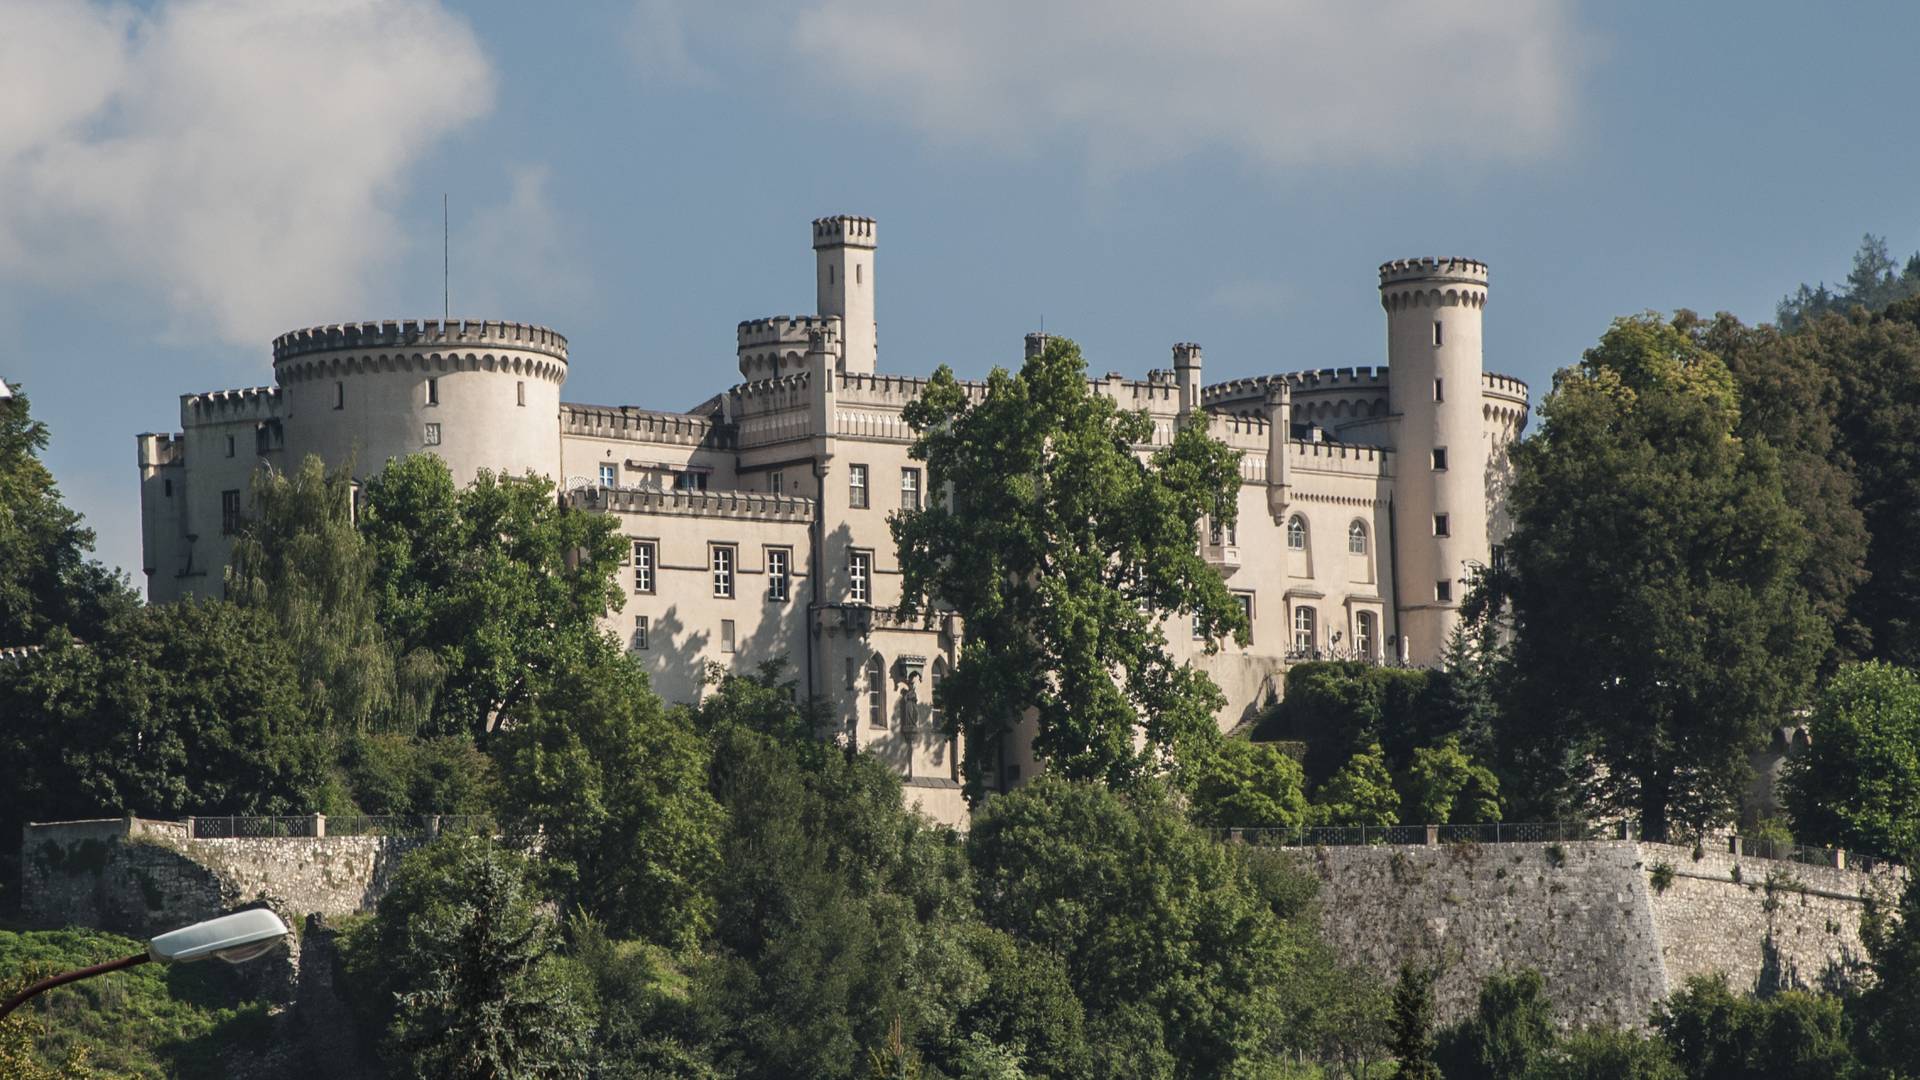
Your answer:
[814,215,877,374]
[1381,258,1489,665]
[272,318,568,484]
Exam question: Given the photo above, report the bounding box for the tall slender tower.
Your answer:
[1381,258,1490,665]
[813,215,877,373]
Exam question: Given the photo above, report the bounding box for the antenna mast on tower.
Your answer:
[443,193,449,321]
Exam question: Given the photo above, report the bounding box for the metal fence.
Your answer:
[188,816,321,839]
[1212,821,1597,848]
[187,814,495,840]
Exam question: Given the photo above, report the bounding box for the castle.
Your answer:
[135,215,1529,825]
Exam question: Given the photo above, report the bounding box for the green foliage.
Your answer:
[966,777,1327,1079]
[1258,662,1450,787]
[1777,234,1920,329]
[1404,738,1502,826]
[1312,744,1401,827]
[1852,869,1920,1077]
[1785,661,1920,857]
[0,385,136,647]
[1387,963,1441,1080]
[950,923,1090,1080]
[494,646,723,950]
[0,928,275,1079]
[1525,1028,1681,1080]
[336,732,499,816]
[1182,735,1310,829]
[1499,314,1824,837]
[351,836,593,1079]
[893,337,1246,801]
[1435,969,1554,1080]
[360,454,625,743]
[1651,975,1855,1080]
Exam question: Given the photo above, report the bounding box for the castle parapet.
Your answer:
[568,486,816,524]
[181,386,282,426]
[1378,257,1489,288]
[562,404,732,449]
[271,319,568,364]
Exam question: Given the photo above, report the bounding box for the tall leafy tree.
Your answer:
[1777,233,1920,329]
[359,455,625,743]
[894,337,1246,801]
[0,384,135,645]
[1783,661,1920,857]
[1498,315,1824,836]
[1386,964,1440,1080]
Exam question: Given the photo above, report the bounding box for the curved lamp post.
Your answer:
[0,909,290,1020]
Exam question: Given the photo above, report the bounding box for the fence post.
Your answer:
[1729,836,1743,858]
[1833,848,1848,870]
[185,816,195,840]
[1425,825,1439,846]
[311,813,326,839]
[429,815,442,839]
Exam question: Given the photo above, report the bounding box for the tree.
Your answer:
[1782,662,1920,857]
[1852,869,1920,1076]
[1498,315,1824,837]
[1182,736,1310,830]
[1527,1028,1681,1080]
[228,454,426,735]
[355,837,593,1080]
[1256,662,1454,789]
[1435,969,1554,1080]
[359,455,625,743]
[1403,738,1501,826]
[1777,233,1920,329]
[0,384,135,645]
[494,646,723,951]
[1650,976,1855,1080]
[1312,744,1400,827]
[893,337,1247,801]
[1387,963,1441,1080]
[966,777,1322,1079]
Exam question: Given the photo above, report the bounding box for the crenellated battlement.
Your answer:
[567,486,816,524]
[1482,371,1531,402]
[1378,257,1489,287]
[272,319,568,364]
[181,385,281,425]
[562,403,731,449]
[812,215,877,249]
[737,315,837,350]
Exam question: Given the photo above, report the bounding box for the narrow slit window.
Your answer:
[426,377,439,406]
[1431,448,1448,471]
[334,382,345,409]
[1433,513,1450,537]
[1434,378,1445,402]
[517,381,526,406]
[1433,321,1443,346]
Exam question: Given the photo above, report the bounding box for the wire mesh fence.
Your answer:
[188,814,496,840]
[1213,821,1597,848]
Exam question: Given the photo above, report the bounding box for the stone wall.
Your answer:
[20,818,417,937]
[1305,840,1900,1028]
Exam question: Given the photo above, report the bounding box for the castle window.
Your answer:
[1434,378,1445,402]
[225,435,235,458]
[1209,518,1223,547]
[930,658,947,729]
[1431,447,1448,471]
[711,544,736,598]
[424,422,441,446]
[850,550,872,604]
[426,377,439,406]
[632,540,655,594]
[846,657,858,690]
[1433,514,1449,537]
[1436,579,1453,603]
[767,547,791,602]
[721,619,736,654]
[517,381,526,407]
[849,464,869,509]
[771,470,784,494]
[866,655,886,728]
[1237,593,1255,642]
[220,489,242,535]
[1348,520,1368,554]
[1292,606,1316,652]
[632,615,649,651]
[1433,321,1443,347]
[1193,613,1207,640]
[676,471,708,491]
[828,264,835,285]
[1355,611,1377,658]
[1286,515,1307,551]
[856,263,863,286]
[334,382,344,409]
[163,478,173,498]
[599,463,617,488]
[901,468,921,511]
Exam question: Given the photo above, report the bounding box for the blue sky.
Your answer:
[5,0,1919,583]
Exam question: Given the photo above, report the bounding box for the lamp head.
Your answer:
[148,909,290,965]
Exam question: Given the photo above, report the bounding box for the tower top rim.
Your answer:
[1378,257,1488,288]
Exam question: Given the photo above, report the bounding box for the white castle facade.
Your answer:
[135,215,1529,825]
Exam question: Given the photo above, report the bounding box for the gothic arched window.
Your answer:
[1287,515,1307,551]
[1348,520,1368,555]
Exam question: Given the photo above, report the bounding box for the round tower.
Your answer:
[271,318,568,484]
[813,215,877,374]
[1381,258,1489,665]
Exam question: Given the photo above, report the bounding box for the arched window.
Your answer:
[1348,520,1368,555]
[929,658,947,728]
[866,655,886,729]
[1355,611,1377,659]
[1287,515,1307,551]
[1292,606,1316,652]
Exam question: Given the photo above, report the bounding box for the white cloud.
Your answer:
[0,0,495,346]
[634,0,1588,172]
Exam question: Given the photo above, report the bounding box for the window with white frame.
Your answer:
[632,615,649,651]
[849,550,872,603]
[424,422,441,446]
[770,470,784,494]
[711,545,735,598]
[866,655,886,728]
[1348,520,1368,554]
[1355,611,1376,658]
[1287,515,1307,551]
[901,468,920,511]
[849,464,869,508]
[766,547,790,602]
[599,463,617,488]
[1292,605,1316,651]
[632,541,655,593]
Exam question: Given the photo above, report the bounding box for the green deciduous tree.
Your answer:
[1783,662,1920,857]
[1852,870,1920,1077]
[1527,1028,1681,1080]
[1499,314,1824,837]
[0,385,135,646]
[1404,737,1502,826]
[359,455,625,743]
[355,837,593,1080]
[1312,744,1401,827]
[1182,736,1310,830]
[1387,963,1441,1080]
[1435,969,1554,1080]
[893,337,1246,801]
[1651,976,1856,1080]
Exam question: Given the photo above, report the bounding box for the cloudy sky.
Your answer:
[5,0,1919,584]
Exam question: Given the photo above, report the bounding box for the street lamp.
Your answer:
[0,909,289,1019]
